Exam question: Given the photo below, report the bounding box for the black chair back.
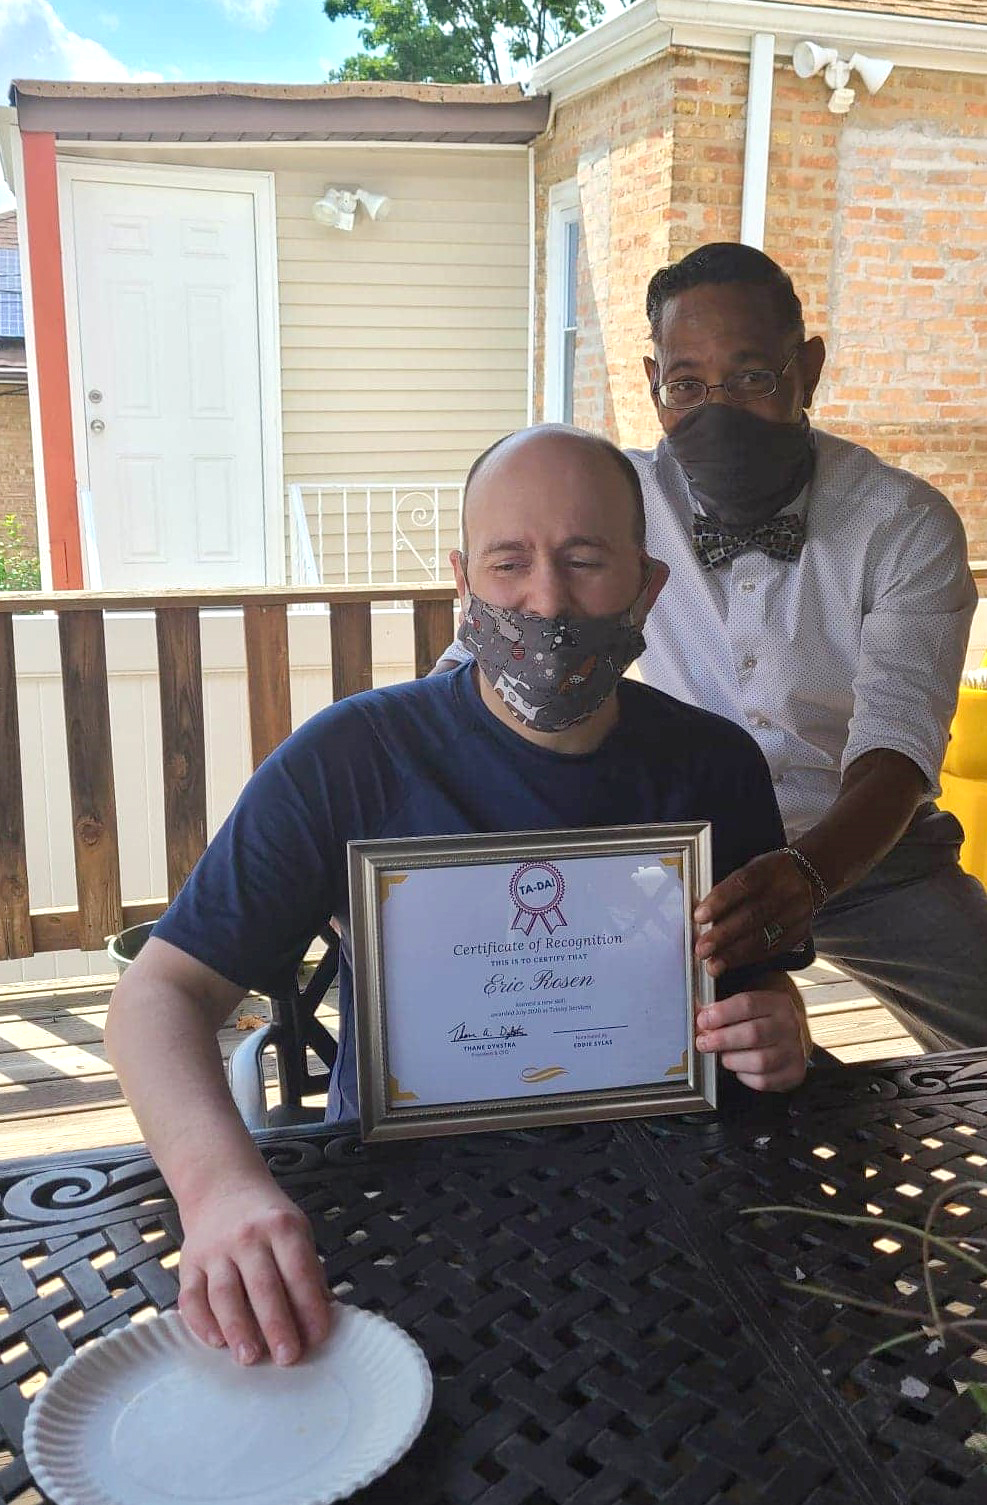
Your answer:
[269,934,340,1113]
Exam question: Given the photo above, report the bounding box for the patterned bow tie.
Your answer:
[692,513,806,571]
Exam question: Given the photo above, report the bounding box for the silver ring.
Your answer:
[763,921,784,950]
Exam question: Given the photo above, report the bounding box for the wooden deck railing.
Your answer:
[2,565,986,963]
[0,585,457,961]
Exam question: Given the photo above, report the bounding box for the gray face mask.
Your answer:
[666,404,815,529]
[456,577,652,734]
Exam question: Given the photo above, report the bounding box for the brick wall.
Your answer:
[667,51,747,258]
[768,63,987,555]
[0,391,38,553]
[534,49,987,554]
[534,56,676,444]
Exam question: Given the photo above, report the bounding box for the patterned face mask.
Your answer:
[455,570,652,733]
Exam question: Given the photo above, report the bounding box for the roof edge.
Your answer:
[528,1,673,106]
[8,81,551,146]
[10,79,531,104]
[530,0,987,104]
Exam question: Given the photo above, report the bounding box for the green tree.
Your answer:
[0,515,40,592]
[324,0,616,84]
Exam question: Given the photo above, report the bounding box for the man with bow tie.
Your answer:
[438,242,986,1052]
[634,241,985,1052]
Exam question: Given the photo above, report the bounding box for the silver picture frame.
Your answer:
[349,823,716,1141]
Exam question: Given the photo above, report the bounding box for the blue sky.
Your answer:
[0,0,371,206]
[1,1,365,88]
[0,0,618,208]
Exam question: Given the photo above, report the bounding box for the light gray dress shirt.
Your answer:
[444,428,976,842]
[626,427,977,839]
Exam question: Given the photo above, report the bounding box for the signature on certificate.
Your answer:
[448,1021,529,1043]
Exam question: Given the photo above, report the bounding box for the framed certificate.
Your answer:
[349,824,716,1141]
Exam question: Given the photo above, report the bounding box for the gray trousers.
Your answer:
[812,803,987,1053]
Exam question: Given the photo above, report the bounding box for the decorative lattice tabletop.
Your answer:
[3,1052,987,1504]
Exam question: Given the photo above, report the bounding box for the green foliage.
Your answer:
[323,0,617,84]
[0,514,41,592]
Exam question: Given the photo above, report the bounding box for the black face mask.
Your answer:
[666,404,815,529]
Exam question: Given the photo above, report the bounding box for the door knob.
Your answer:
[89,418,105,433]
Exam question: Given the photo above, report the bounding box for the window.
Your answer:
[544,181,580,424]
[561,218,579,423]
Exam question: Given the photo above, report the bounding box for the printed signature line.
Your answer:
[552,1025,628,1034]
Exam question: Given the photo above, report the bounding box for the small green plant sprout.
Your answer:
[742,1179,987,1460]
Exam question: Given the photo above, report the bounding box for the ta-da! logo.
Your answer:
[509,861,567,936]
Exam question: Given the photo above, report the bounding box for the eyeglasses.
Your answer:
[652,346,802,411]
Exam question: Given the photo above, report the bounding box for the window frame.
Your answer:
[543,179,581,424]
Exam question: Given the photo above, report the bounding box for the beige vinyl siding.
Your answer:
[275,148,529,581]
[274,148,529,488]
[60,141,530,584]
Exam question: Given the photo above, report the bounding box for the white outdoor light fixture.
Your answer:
[792,40,893,115]
[312,185,392,231]
[354,188,391,221]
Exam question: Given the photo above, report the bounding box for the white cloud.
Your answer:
[0,0,164,86]
[0,0,167,206]
[216,0,279,27]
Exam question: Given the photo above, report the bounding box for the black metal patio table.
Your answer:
[3,1052,987,1505]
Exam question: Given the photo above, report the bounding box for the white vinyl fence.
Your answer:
[1,606,421,989]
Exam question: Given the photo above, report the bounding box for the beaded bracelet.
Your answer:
[782,846,829,915]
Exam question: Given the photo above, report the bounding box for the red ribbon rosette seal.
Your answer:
[509,861,567,936]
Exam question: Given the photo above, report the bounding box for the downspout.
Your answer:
[740,32,775,251]
[526,143,536,425]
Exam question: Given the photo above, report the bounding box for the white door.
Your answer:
[70,178,268,588]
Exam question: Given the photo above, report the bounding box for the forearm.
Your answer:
[105,969,271,1212]
[794,749,927,899]
[107,942,333,1366]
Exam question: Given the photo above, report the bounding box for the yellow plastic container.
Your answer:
[938,669,987,886]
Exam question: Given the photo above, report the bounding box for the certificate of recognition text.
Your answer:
[379,851,691,1109]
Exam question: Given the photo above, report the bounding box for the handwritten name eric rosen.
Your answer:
[483,970,593,996]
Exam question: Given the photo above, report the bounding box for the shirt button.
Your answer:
[742,654,757,671]
[739,580,755,593]
[753,716,770,729]
[774,772,786,785]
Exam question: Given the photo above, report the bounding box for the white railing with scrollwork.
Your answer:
[287,482,464,588]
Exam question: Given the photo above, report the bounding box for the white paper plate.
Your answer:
[24,1305,432,1505]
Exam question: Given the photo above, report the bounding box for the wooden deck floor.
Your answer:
[0,962,920,1164]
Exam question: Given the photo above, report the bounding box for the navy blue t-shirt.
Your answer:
[156,664,811,1122]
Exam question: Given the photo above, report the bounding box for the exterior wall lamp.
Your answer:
[312,187,392,231]
[792,40,894,115]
